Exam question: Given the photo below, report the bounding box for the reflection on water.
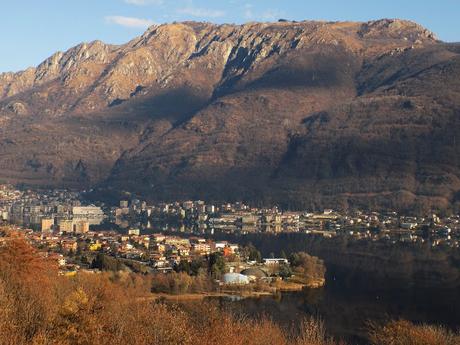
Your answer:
[105,219,288,236]
[102,220,460,344]
[217,274,460,344]
[12,215,105,229]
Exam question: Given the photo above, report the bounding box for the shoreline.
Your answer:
[149,279,326,301]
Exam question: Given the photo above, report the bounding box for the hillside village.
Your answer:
[0,183,459,286]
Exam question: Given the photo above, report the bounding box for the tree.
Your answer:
[240,243,262,262]
[289,252,326,283]
[208,253,226,279]
[91,253,124,271]
[190,258,206,276]
[0,233,58,343]
[279,264,292,279]
[175,260,191,275]
[245,243,262,262]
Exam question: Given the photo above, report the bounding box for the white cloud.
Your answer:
[241,4,284,22]
[177,7,225,18]
[124,0,164,5]
[243,4,254,19]
[261,9,284,21]
[105,15,155,28]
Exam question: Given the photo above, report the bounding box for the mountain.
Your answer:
[1,19,459,212]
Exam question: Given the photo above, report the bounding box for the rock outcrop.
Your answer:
[1,19,459,212]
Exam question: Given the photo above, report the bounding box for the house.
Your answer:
[177,246,190,257]
[262,258,289,265]
[222,273,250,285]
[58,219,73,233]
[61,240,78,252]
[223,247,232,257]
[89,242,102,251]
[74,220,89,234]
[128,228,140,236]
[213,241,228,251]
[192,243,211,255]
[228,244,239,253]
[152,234,166,243]
[41,218,54,232]
[400,222,418,230]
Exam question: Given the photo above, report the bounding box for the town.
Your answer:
[0,183,459,279]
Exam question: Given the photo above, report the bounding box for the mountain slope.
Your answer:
[2,19,459,211]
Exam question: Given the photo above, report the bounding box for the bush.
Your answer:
[0,231,341,345]
[6,229,456,345]
[369,320,460,345]
[151,271,215,294]
[289,252,326,284]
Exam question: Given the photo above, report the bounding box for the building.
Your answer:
[192,243,211,255]
[73,220,89,234]
[89,242,102,251]
[400,222,418,230]
[164,237,190,246]
[206,205,216,213]
[222,273,250,285]
[240,213,259,225]
[115,208,129,217]
[128,228,140,236]
[262,258,289,265]
[72,206,104,225]
[73,206,103,217]
[152,234,166,243]
[213,241,228,251]
[241,268,268,280]
[58,219,74,233]
[61,240,78,252]
[41,218,54,232]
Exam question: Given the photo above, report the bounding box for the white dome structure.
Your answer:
[222,273,250,285]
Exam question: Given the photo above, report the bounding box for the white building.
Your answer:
[262,258,289,265]
[72,206,104,225]
[72,206,104,218]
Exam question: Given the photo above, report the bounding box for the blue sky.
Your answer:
[1,0,459,73]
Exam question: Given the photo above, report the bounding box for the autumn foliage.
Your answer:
[0,231,458,345]
[369,320,460,345]
[0,231,336,345]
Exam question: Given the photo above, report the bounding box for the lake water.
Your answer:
[100,221,460,344]
[215,271,460,344]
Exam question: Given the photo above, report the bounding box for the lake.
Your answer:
[214,269,460,344]
[101,221,460,344]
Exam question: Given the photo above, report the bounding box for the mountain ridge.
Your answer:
[2,19,459,212]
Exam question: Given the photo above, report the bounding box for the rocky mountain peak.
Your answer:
[0,19,456,212]
[358,18,437,41]
[0,19,437,105]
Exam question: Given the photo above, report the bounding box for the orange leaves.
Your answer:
[0,232,58,287]
[4,229,457,345]
[369,320,460,345]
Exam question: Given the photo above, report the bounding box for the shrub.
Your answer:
[369,320,460,345]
